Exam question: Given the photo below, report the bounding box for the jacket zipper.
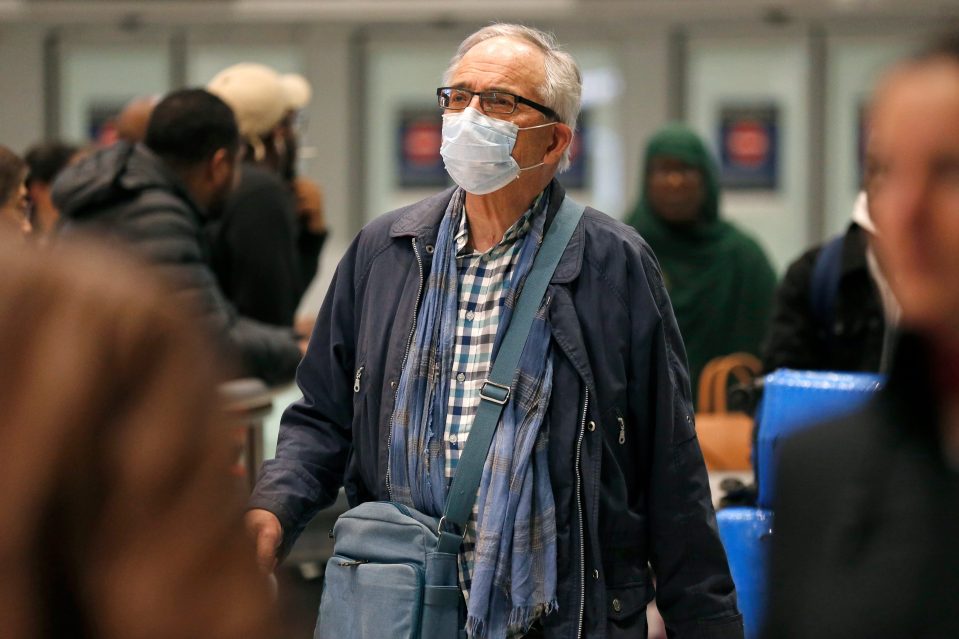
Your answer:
[353,366,365,393]
[576,388,589,639]
[617,416,626,445]
[386,237,424,501]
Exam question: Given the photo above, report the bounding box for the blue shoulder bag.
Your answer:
[315,196,584,639]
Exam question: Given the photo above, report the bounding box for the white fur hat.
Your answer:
[279,73,312,110]
[207,62,287,139]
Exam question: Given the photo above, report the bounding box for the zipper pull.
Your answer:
[353,366,364,393]
[617,416,626,445]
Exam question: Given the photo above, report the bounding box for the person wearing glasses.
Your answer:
[247,23,742,639]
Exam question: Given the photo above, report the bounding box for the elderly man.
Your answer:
[247,24,741,638]
[764,34,959,638]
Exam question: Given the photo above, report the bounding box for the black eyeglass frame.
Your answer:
[436,87,559,121]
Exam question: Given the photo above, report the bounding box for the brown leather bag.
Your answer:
[695,353,761,471]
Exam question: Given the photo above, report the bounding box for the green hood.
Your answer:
[625,124,777,401]
[634,122,721,227]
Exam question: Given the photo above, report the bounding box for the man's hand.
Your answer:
[245,508,283,574]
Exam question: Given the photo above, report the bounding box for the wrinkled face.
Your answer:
[447,36,561,173]
[646,156,706,225]
[867,59,959,338]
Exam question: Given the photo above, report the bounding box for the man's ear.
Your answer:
[208,148,233,183]
[544,122,574,166]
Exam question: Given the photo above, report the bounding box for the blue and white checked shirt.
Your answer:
[444,202,536,607]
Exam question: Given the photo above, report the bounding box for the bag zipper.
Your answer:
[576,388,589,639]
[386,237,425,501]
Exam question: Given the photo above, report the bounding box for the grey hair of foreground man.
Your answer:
[442,23,582,172]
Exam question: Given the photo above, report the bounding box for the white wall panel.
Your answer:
[687,33,810,273]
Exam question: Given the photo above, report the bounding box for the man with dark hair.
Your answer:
[764,32,959,638]
[24,141,80,237]
[53,88,302,384]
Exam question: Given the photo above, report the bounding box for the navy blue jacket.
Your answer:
[250,182,742,638]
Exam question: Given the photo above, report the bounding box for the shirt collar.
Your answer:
[454,193,542,258]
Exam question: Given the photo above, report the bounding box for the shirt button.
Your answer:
[456,372,466,383]
[466,310,475,321]
[449,434,458,445]
[612,598,622,613]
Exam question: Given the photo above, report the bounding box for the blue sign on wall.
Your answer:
[718,104,780,191]
[396,107,450,189]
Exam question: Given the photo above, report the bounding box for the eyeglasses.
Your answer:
[436,87,558,121]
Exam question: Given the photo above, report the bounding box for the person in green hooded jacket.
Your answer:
[626,124,777,400]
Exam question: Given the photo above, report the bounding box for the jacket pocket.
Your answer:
[606,583,650,639]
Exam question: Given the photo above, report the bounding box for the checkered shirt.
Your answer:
[444,203,536,608]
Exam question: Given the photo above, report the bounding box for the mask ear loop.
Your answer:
[515,121,558,172]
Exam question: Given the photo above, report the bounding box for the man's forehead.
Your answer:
[870,61,959,148]
[451,36,545,92]
[874,60,959,118]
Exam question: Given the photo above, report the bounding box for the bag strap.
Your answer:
[435,195,584,554]
[698,354,762,415]
[810,233,844,338]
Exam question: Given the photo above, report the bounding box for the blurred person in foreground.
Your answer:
[0,236,272,639]
[52,89,302,384]
[765,34,959,638]
[23,141,81,239]
[626,125,777,400]
[207,64,325,328]
[0,145,31,238]
[247,24,741,638]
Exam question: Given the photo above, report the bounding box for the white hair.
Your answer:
[443,24,582,172]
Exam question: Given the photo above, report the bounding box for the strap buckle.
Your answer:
[479,380,511,405]
[437,515,468,539]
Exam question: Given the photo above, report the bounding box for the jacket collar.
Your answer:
[841,222,870,278]
[388,179,584,284]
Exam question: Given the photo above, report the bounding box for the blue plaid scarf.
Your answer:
[388,188,558,638]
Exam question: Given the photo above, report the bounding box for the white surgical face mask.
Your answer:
[439,107,556,195]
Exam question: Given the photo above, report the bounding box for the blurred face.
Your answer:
[646,156,706,225]
[867,59,959,339]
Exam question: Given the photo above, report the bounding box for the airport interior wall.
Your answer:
[0,15,937,318]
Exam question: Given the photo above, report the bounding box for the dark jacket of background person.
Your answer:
[763,334,959,638]
[0,238,272,639]
[249,182,743,639]
[626,125,777,400]
[52,142,301,384]
[762,223,885,373]
[209,163,302,326]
